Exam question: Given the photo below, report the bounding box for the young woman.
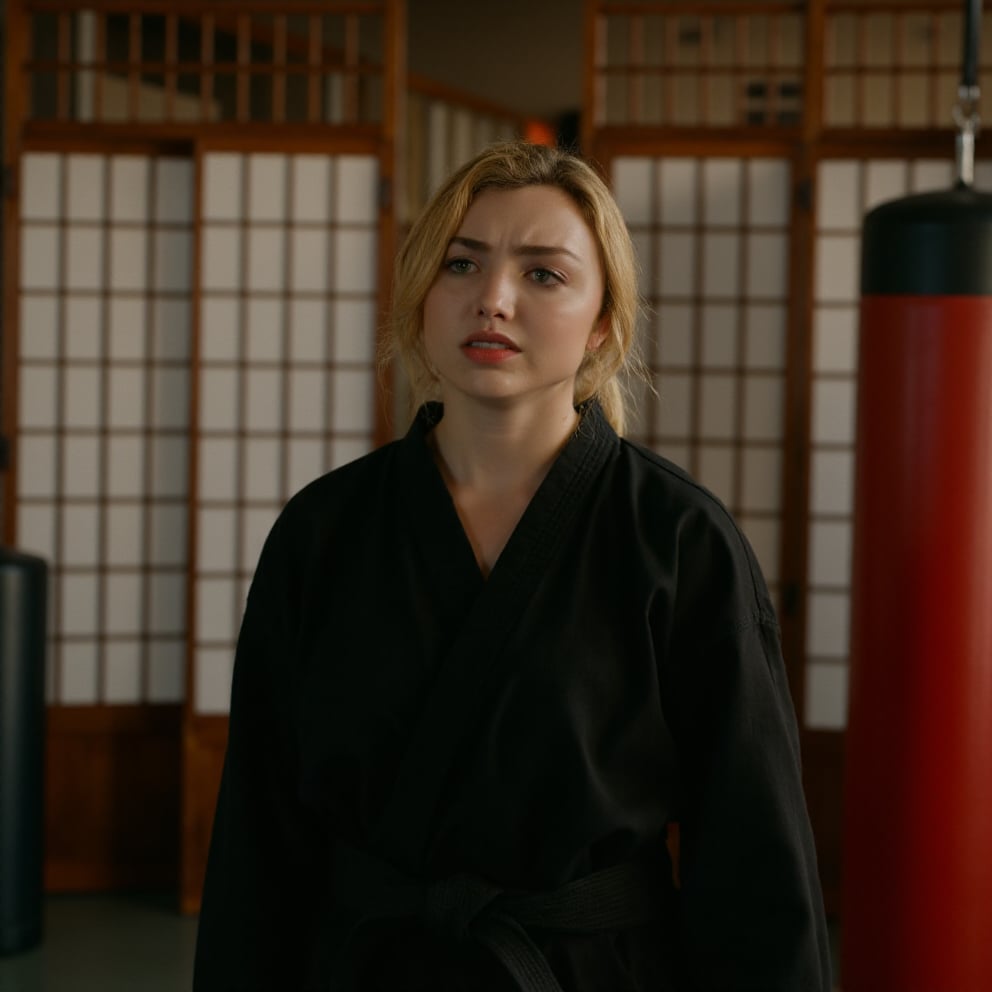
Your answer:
[193,141,831,991]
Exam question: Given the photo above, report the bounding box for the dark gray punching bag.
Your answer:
[0,548,47,955]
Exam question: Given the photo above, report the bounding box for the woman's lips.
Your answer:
[461,332,520,363]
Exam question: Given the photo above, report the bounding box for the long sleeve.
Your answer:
[193,518,328,990]
[656,507,832,991]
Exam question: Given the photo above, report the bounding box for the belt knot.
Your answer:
[422,872,502,940]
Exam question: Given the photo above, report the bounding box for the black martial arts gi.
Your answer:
[193,401,832,991]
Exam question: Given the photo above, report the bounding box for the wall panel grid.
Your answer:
[806,154,992,732]
[23,2,389,127]
[611,154,791,603]
[192,150,380,715]
[17,150,193,706]
[824,3,992,129]
[592,2,805,128]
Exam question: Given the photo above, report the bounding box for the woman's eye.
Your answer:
[529,268,561,285]
[444,257,475,274]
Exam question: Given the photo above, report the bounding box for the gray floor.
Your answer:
[0,894,198,992]
[1,895,841,990]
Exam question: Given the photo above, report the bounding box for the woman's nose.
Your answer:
[477,269,514,320]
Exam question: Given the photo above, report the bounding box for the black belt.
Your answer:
[331,842,668,992]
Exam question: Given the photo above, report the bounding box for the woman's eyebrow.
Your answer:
[449,235,580,260]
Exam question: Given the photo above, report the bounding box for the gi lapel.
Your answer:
[370,402,618,872]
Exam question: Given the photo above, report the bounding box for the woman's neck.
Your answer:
[429,394,580,498]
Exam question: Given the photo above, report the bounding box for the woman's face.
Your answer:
[422,185,607,415]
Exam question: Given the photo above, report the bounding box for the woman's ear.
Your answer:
[586,313,609,352]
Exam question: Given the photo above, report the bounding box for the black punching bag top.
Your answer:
[861,185,992,296]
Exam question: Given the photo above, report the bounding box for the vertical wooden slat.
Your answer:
[96,153,112,704]
[581,0,600,151]
[164,14,178,122]
[236,13,250,122]
[128,13,141,122]
[56,11,70,121]
[93,14,106,123]
[307,13,321,123]
[201,13,215,122]
[629,14,644,125]
[343,13,360,124]
[2,0,30,541]
[272,15,287,124]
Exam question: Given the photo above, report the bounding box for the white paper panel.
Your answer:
[333,229,377,293]
[111,156,150,222]
[247,228,285,292]
[149,574,185,634]
[61,504,100,565]
[67,155,105,222]
[335,156,379,223]
[21,154,61,220]
[17,504,57,561]
[66,228,104,290]
[810,450,855,516]
[152,299,191,360]
[656,305,693,368]
[152,367,189,429]
[332,300,377,364]
[106,503,144,566]
[739,517,780,583]
[154,229,192,291]
[64,367,102,428]
[196,580,237,644]
[108,367,146,428]
[20,296,59,359]
[813,306,858,373]
[289,369,326,431]
[864,160,906,211]
[741,449,783,513]
[701,305,737,368]
[110,229,148,291]
[19,367,58,428]
[292,156,331,223]
[331,370,375,432]
[203,154,243,221]
[104,573,143,634]
[248,155,287,222]
[807,591,850,657]
[201,298,241,360]
[17,436,57,497]
[330,436,373,469]
[612,157,653,224]
[61,574,100,635]
[287,438,325,494]
[815,235,859,303]
[150,438,188,498]
[65,297,102,359]
[244,369,282,432]
[194,647,235,714]
[148,642,185,703]
[747,232,788,298]
[291,229,329,292]
[702,233,740,297]
[658,159,696,225]
[155,158,194,226]
[812,379,857,445]
[199,368,239,431]
[149,505,186,566]
[748,159,790,225]
[20,227,60,290]
[291,300,328,362]
[60,641,100,704]
[699,375,736,440]
[654,373,692,437]
[743,376,785,442]
[62,436,101,497]
[805,662,849,731]
[108,297,147,360]
[246,298,283,361]
[657,232,696,296]
[241,508,278,573]
[702,160,741,225]
[202,227,241,291]
[243,439,282,502]
[198,439,239,502]
[744,305,786,369]
[104,643,142,704]
[810,520,853,587]
[817,161,860,230]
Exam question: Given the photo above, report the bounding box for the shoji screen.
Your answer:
[612,155,792,606]
[17,151,193,706]
[807,155,992,732]
[191,149,380,715]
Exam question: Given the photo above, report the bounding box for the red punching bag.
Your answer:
[843,10,992,986]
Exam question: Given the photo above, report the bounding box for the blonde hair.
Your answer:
[383,140,643,434]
